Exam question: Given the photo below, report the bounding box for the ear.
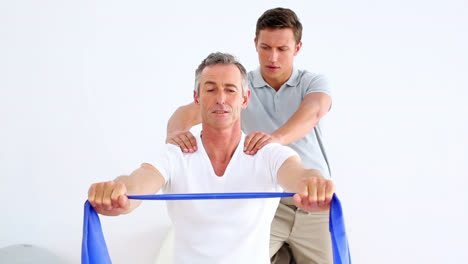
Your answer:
[193,90,200,105]
[294,41,302,56]
[241,90,251,109]
[254,38,258,52]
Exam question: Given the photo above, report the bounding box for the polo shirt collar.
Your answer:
[285,66,299,87]
[251,67,299,88]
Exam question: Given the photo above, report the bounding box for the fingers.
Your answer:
[295,177,335,212]
[324,180,336,204]
[244,131,272,155]
[111,182,129,210]
[167,131,197,153]
[88,181,128,215]
[292,179,310,208]
[88,184,97,207]
[307,177,318,206]
[102,181,114,210]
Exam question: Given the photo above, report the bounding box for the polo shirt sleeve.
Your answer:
[304,73,331,97]
[259,143,299,186]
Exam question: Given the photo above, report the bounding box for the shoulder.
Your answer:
[164,133,202,160]
[247,69,258,79]
[259,142,284,151]
[258,143,299,158]
[297,69,328,85]
[165,143,184,157]
[247,68,263,85]
[295,69,330,95]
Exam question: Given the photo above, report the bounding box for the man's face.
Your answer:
[194,64,250,130]
[255,28,302,86]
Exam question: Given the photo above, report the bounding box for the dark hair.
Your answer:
[255,7,303,43]
[194,52,248,95]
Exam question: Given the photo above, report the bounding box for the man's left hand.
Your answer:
[292,177,335,212]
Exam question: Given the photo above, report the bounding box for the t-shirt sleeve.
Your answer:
[260,143,299,186]
[304,74,331,97]
[147,143,181,193]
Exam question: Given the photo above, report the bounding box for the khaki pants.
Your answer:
[270,197,333,264]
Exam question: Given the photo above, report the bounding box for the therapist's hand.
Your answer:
[244,131,280,155]
[88,181,130,216]
[166,131,198,153]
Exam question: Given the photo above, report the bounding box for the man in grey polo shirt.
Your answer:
[166,8,333,264]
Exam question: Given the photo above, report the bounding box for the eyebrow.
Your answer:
[260,43,289,48]
[203,81,239,89]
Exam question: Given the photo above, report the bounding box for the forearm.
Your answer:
[272,92,331,145]
[277,156,324,193]
[272,104,321,145]
[114,163,164,213]
[167,102,201,134]
[281,168,324,193]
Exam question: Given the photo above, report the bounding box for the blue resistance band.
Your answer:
[128,192,297,200]
[82,192,351,264]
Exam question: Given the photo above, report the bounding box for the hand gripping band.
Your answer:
[82,192,351,264]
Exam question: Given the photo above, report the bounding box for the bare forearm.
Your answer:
[280,168,324,193]
[272,92,331,145]
[277,156,324,192]
[167,102,201,134]
[272,104,321,145]
[114,163,164,213]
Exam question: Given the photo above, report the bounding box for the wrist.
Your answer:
[272,132,285,145]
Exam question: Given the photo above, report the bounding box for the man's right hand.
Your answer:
[166,131,198,153]
[88,181,131,216]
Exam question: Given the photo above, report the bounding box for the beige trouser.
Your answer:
[270,197,333,264]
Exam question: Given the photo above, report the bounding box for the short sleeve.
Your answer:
[147,143,181,191]
[304,74,331,97]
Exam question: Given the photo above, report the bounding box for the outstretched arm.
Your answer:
[244,92,331,154]
[166,102,201,153]
[277,155,335,212]
[88,163,165,216]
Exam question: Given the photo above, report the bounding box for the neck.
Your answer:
[262,68,293,91]
[201,122,242,166]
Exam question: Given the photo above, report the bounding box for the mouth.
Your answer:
[266,65,280,71]
[212,110,230,114]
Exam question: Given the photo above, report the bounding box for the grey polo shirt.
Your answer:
[241,67,331,179]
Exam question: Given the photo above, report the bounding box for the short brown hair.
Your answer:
[255,8,303,44]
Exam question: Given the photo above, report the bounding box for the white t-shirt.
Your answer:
[151,132,298,264]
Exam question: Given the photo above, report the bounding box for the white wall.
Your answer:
[1,0,467,263]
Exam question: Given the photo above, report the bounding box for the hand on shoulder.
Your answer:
[244,131,281,155]
[166,131,198,153]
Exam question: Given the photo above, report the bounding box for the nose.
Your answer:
[269,49,278,62]
[216,91,226,104]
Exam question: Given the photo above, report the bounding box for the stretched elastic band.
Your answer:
[127,192,295,200]
[82,193,351,264]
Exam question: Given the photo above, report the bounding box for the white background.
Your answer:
[1,0,467,263]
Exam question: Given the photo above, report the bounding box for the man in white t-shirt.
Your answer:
[87,52,335,264]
